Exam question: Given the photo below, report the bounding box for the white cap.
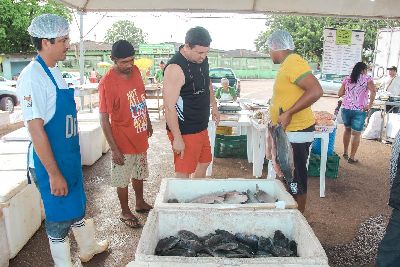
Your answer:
[28,14,69,39]
[267,30,295,51]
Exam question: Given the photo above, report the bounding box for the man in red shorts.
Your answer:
[163,26,219,178]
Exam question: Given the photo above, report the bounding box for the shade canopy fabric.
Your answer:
[58,0,400,19]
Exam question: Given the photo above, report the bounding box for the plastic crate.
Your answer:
[312,128,336,156]
[214,134,247,158]
[216,126,233,135]
[308,152,340,179]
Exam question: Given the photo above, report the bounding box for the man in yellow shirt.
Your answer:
[268,30,323,213]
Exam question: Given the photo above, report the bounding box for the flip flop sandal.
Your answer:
[342,154,349,160]
[135,207,153,213]
[120,217,142,228]
[348,158,359,164]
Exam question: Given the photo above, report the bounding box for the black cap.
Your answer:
[111,40,135,59]
[387,66,397,72]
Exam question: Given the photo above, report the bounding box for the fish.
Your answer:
[188,192,225,204]
[258,236,273,253]
[245,189,259,203]
[271,123,295,183]
[178,230,201,241]
[268,124,284,178]
[155,236,180,255]
[255,184,277,203]
[223,191,248,204]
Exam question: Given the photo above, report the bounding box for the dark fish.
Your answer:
[235,243,255,257]
[289,240,298,256]
[255,250,274,257]
[213,242,239,252]
[273,230,289,248]
[177,239,204,252]
[271,246,293,257]
[272,124,295,183]
[204,234,226,247]
[167,198,179,203]
[235,233,259,250]
[214,229,236,241]
[258,236,273,253]
[255,184,276,203]
[178,230,200,241]
[161,248,196,257]
[155,236,180,254]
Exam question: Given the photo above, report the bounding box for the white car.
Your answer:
[0,84,19,113]
[62,71,86,88]
[0,76,17,87]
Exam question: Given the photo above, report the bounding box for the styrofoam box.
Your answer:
[1,127,30,142]
[386,113,400,139]
[0,208,10,267]
[0,141,30,155]
[155,178,297,210]
[0,171,42,258]
[129,209,328,267]
[79,123,103,166]
[0,154,27,171]
[77,116,109,153]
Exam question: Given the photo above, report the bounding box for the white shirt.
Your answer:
[16,60,69,168]
[386,76,400,96]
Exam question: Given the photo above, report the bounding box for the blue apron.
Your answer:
[32,55,86,222]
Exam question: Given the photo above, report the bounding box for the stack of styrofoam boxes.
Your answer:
[77,110,109,156]
[78,122,103,166]
[0,208,10,267]
[128,178,329,267]
[0,137,42,264]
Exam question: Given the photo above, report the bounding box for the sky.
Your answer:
[69,12,268,51]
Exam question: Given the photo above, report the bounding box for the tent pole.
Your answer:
[78,11,86,111]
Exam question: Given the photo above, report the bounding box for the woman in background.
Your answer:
[338,62,376,163]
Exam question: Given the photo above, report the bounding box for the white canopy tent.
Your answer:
[56,0,400,85]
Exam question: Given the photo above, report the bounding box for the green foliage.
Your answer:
[104,20,147,48]
[0,0,71,53]
[255,15,400,62]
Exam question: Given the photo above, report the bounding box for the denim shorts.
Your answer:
[29,168,84,239]
[341,108,367,132]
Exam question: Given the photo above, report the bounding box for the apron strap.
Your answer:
[26,142,32,184]
[35,55,59,90]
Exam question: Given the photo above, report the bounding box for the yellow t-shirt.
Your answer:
[270,53,315,131]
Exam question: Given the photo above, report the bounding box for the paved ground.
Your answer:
[9,79,392,266]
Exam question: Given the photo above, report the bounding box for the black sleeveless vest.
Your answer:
[165,46,210,134]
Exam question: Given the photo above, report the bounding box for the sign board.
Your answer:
[322,28,364,76]
[138,44,175,55]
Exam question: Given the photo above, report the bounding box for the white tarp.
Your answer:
[57,0,400,19]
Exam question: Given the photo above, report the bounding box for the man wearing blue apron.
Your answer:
[16,14,108,266]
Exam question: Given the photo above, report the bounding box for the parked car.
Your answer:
[315,73,342,95]
[0,84,19,113]
[0,76,17,87]
[209,67,241,97]
[62,71,86,88]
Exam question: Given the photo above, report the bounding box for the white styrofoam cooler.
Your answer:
[0,208,10,267]
[79,122,103,166]
[0,171,42,258]
[77,111,109,153]
[386,113,400,139]
[129,209,328,267]
[155,178,297,209]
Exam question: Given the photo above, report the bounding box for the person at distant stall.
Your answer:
[89,68,98,83]
[215,77,237,101]
[338,62,376,163]
[384,66,400,96]
[155,60,166,83]
[267,30,323,213]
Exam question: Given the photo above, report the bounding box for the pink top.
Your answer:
[341,74,372,110]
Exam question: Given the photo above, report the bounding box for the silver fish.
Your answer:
[255,184,276,203]
[271,124,294,183]
[223,191,248,204]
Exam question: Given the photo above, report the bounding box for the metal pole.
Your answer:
[79,11,85,111]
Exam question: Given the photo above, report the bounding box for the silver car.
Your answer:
[0,84,19,113]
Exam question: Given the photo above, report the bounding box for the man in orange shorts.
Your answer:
[163,26,219,178]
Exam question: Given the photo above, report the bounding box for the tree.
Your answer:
[0,0,71,53]
[255,15,400,62]
[104,20,147,48]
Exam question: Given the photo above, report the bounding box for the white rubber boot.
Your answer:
[72,218,109,262]
[49,237,83,267]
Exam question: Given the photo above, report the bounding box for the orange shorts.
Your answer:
[167,129,212,174]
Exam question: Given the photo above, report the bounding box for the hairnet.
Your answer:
[28,14,69,39]
[267,30,295,51]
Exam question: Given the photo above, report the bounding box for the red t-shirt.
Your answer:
[99,66,149,154]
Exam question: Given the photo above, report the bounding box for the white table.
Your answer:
[206,111,252,176]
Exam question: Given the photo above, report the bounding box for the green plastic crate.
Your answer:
[214,134,247,159]
[307,152,340,179]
